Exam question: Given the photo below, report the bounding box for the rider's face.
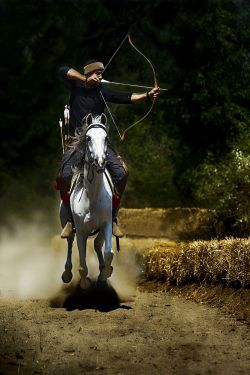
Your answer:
[94,70,103,77]
[89,70,103,79]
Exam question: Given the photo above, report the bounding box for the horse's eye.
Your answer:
[86,136,91,142]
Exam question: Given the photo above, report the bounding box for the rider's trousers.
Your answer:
[55,144,128,218]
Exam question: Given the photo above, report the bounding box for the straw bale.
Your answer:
[118,208,214,239]
[143,238,250,287]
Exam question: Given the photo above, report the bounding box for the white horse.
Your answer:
[60,113,114,289]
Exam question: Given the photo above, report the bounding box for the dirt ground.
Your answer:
[0,287,249,375]
[0,235,249,375]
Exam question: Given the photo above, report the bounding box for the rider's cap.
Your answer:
[83,60,104,75]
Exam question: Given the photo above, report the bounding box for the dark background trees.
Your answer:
[1,0,249,234]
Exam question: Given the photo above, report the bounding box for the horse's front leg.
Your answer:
[94,232,111,284]
[102,222,114,280]
[76,230,91,289]
[61,234,74,283]
[94,232,105,277]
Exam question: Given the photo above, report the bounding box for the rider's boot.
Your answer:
[112,193,124,238]
[112,218,124,238]
[61,220,73,239]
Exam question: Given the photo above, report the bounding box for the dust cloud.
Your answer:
[0,215,149,301]
[0,215,65,299]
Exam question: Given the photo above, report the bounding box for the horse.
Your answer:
[59,113,114,289]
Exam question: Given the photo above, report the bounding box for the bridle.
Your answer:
[84,123,108,181]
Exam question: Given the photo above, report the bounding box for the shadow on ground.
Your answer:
[49,280,132,312]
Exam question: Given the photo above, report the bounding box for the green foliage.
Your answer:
[189,144,250,235]
[118,121,180,208]
[1,0,250,233]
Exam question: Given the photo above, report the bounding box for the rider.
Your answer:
[56,59,160,239]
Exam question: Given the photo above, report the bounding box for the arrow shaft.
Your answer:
[101,79,168,91]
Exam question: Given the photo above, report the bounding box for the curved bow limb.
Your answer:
[102,32,160,142]
[120,33,159,141]
[128,33,158,89]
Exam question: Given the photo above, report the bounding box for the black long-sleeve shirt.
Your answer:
[59,66,132,136]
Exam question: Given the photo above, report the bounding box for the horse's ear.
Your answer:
[86,113,93,126]
[101,113,107,126]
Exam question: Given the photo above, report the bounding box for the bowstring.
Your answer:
[102,32,129,74]
[102,32,158,142]
[100,91,122,140]
[101,33,129,140]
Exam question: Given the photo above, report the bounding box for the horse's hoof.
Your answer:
[96,278,108,289]
[103,265,113,279]
[61,269,73,283]
[80,277,91,290]
[104,252,114,266]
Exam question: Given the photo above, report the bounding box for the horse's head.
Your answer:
[85,113,108,172]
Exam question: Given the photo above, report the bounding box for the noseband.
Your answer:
[86,123,107,133]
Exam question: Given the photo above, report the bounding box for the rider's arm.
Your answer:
[102,85,159,105]
[131,87,160,103]
[58,66,87,84]
[131,92,149,103]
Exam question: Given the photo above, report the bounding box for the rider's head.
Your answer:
[83,59,104,77]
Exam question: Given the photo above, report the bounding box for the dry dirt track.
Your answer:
[0,287,250,375]
[0,236,249,375]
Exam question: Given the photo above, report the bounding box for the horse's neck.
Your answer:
[83,160,104,198]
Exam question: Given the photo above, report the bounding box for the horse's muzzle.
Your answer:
[94,159,107,173]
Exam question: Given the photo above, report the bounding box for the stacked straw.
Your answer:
[143,238,250,287]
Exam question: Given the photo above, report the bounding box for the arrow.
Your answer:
[101,79,168,91]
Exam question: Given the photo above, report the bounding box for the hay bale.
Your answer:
[143,238,250,287]
[118,208,214,239]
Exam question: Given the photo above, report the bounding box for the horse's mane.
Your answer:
[71,114,108,151]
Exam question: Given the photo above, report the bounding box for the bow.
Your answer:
[103,33,159,142]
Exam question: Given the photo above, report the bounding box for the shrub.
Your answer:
[189,148,250,236]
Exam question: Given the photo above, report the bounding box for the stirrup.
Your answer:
[61,221,73,239]
[112,220,124,238]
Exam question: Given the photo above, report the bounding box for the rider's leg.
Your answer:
[106,145,128,238]
[60,186,74,239]
[54,149,78,238]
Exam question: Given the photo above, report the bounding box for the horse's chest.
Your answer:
[72,190,111,230]
[89,199,111,222]
[80,207,110,232]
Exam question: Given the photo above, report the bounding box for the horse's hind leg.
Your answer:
[76,231,91,289]
[61,234,74,283]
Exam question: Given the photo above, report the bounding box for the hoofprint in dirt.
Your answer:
[0,288,249,375]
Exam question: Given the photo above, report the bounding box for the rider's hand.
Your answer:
[148,86,160,99]
[85,71,102,87]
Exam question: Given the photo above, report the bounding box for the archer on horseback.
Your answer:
[55,59,160,239]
